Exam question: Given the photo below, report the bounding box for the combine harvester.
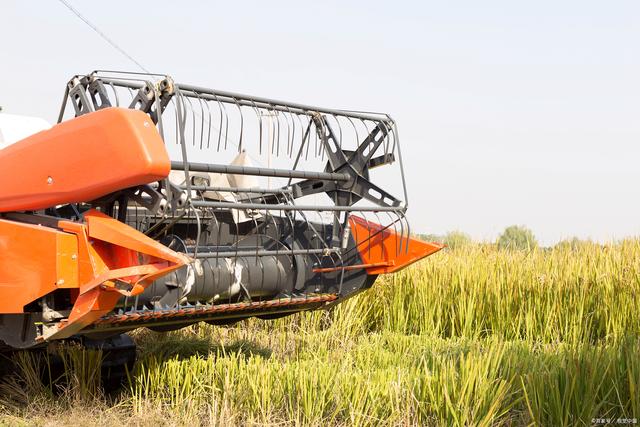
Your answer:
[0,71,442,382]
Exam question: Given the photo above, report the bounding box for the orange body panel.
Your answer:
[0,210,190,341]
[49,210,191,340]
[0,219,79,313]
[0,107,170,213]
[349,215,443,275]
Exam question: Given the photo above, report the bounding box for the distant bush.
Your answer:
[416,233,443,243]
[443,231,472,250]
[416,231,472,249]
[555,237,592,251]
[497,225,537,251]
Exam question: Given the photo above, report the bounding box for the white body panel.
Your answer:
[0,113,51,149]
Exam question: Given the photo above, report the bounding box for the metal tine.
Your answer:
[392,212,403,255]
[249,100,263,155]
[291,113,303,161]
[203,97,213,150]
[181,96,197,148]
[397,212,406,256]
[387,116,398,156]
[401,213,410,254]
[108,82,120,107]
[280,108,289,158]
[193,92,208,150]
[282,108,292,158]
[358,118,372,157]
[318,116,326,160]
[263,105,273,156]
[304,116,318,161]
[287,118,312,187]
[191,97,201,152]
[208,92,229,152]
[304,116,312,161]
[345,116,361,160]
[267,105,277,156]
[284,106,295,158]
[380,119,391,161]
[271,109,280,157]
[312,116,319,159]
[230,97,244,153]
[208,93,226,153]
[384,211,400,257]
[272,105,281,157]
[329,115,343,152]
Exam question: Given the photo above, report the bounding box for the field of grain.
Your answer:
[1,241,640,426]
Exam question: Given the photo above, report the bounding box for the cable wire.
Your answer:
[56,0,150,73]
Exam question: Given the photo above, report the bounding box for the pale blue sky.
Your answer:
[2,1,639,245]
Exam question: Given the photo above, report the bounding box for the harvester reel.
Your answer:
[0,71,443,384]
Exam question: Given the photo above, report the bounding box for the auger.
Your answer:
[0,71,442,383]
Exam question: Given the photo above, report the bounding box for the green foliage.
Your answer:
[416,233,443,243]
[443,230,473,249]
[3,241,640,425]
[497,225,537,251]
[416,231,472,250]
[555,237,592,251]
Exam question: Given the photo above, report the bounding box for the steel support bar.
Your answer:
[190,200,406,212]
[176,84,391,122]
[180,185,292,194]
[191,248,340,259]
[171,161,350,182]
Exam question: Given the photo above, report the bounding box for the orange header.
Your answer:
[0,107,169,212]
[349,215,443,275]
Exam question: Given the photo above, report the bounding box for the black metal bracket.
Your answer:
[291,116,401,208]
[66,75,174,124]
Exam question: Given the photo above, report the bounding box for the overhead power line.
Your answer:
[56,0,150,73]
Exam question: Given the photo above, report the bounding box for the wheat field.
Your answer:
[1,241,640,426]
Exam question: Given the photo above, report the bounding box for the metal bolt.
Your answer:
[57,279,65,285]
[47,176,53,185]
[71,254,77,260]
[144,121,150,127]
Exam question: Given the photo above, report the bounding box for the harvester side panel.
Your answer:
[0,108,169,212]
[0,219,78,313]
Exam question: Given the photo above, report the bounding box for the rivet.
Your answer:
[47,176,53,185]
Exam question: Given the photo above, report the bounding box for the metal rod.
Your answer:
[312,262,392,273]
[172,161,350,181]
[176,84,391,122]
[191,248,340,259]
[191,200,406,212]
[180,185,293,194]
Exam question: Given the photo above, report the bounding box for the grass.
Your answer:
[1,241,640,425]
